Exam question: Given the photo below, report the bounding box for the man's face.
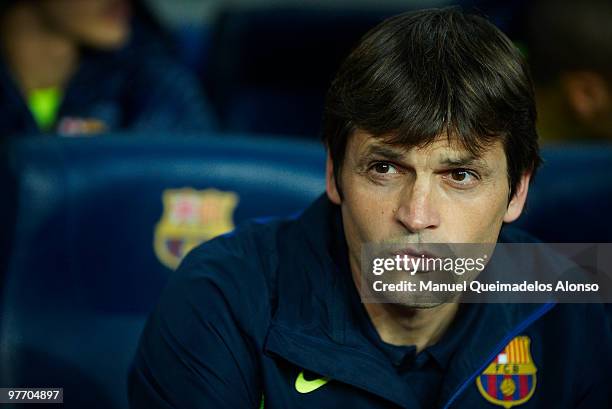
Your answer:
[327,129,530,278]
[38,0,131,50]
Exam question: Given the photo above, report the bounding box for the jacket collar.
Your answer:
[264,195,555,408]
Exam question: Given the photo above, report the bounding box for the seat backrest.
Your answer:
[0,134,325,409]
[202,7,400,136]
[514,144,612,242]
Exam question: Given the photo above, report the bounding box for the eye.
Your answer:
[445,169,479,186]
[371,162,399,174]
[451,170,472,182]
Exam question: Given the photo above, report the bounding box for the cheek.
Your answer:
[341,176,398,244]
[443,188,508,243]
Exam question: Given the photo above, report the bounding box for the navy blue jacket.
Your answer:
[129,195,611,408]
[0,23,217,138]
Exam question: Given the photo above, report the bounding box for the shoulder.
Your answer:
[158,219,288,339]
[539,303,610,341]
[532,303,611,385]
[131,220,291,407]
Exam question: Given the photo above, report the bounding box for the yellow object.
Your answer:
[500,378,516,397]
[294,371,330,394]
[28,87,62,131]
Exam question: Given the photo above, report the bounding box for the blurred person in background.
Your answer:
[0,0,217,138]
[526,0,612,143]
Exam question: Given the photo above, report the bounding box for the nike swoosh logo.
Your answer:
[295,371,330,394]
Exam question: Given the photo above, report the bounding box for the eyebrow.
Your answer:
[438,155,487,168]
[359,143,492,170]
[360,144,407,162]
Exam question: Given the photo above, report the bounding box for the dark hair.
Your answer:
[323,7,540,200]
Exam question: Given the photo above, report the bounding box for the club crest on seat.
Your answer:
[154,188,238,269]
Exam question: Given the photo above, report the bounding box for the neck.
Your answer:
[351,258,459,353]
[1,3,78,96]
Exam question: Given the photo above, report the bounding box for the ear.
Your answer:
[325,153,341,205]
[503,172,531,223]
[562,71,610,121]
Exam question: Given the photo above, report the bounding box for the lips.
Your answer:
[390,247,440,260]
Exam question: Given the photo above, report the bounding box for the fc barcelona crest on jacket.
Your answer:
[476,336,537,408]
[154,188,238,269]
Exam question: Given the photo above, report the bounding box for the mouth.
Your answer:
[389,247,440,260]
[384,247,443,275]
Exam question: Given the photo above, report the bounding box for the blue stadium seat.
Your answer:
[0,134,325,409]
[202,7,401,137]
[200,4,530,138]
[515,145,612,242]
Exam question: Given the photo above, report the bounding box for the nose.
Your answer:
[394,177,440,234]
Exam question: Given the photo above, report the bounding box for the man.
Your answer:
[525,0,612,142]
[0,0,216,138]
[129,8,611,408]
